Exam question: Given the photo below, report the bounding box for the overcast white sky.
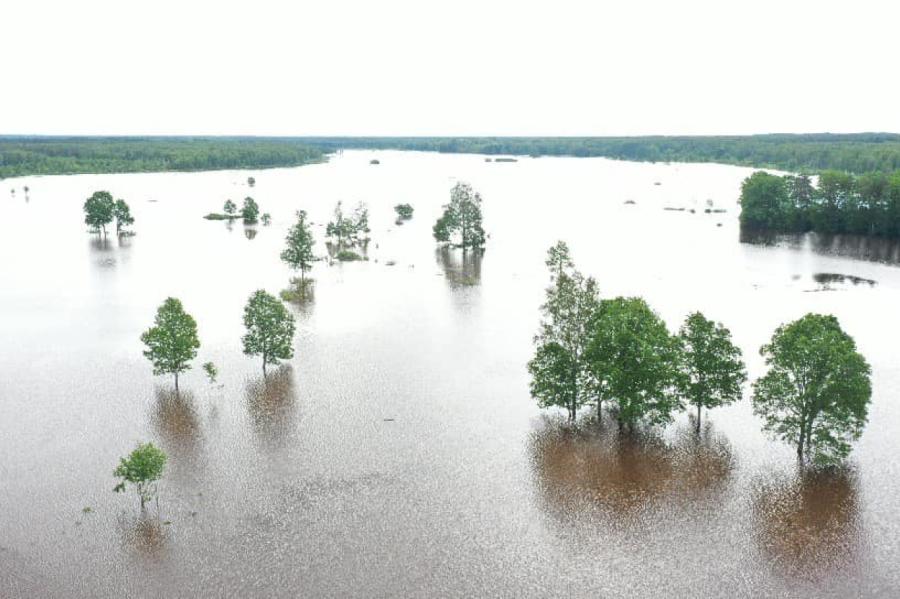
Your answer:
[2,0,898,136]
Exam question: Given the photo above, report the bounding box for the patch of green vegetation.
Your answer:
[336,249,364,262]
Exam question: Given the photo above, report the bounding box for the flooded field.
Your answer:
[1,151,899,597]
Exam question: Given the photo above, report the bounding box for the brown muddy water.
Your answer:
[1,151,899,598]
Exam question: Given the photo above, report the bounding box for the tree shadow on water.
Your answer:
[151,389,203,465]
[117,512,169,560]
[527,414,734,528]
[245,365,299,450]
[751,467,862,580]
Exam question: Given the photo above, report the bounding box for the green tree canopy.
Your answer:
[677,311,747,433]
[242,290,296,376]
[242,197,260,224]
[281,210,316,282]
[223,199,237,216]
[739,172,793,231]
[432,182,486,250]
[140,297,200,393]
[113,442,167,509]
[528,241,600,421]
[752,313,872,465]
[394,203,414,219]
[586,297,682,430]
[113,199,134,234]
[83,190,116,235]
[326,201,369,249]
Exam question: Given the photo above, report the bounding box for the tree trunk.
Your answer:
[174,372,179,395]
[696,403,702,434]
[262,354,267,377]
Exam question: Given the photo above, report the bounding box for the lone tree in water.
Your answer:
[586,297,682,431]
[83,191,116,235]
[140,298,200,393]
[281,210,316,285]
[247,176,256,187]
[242,290,296,376]
[242,196,260,224]
[527,241,600,422]
[676,311,747,433]
[752,313,871,465]
[433,182,486,250]
[113,199,134,235]
[223,199,237,216]
[113,442,167,510]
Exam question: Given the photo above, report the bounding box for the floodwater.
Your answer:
[1,151,899,597]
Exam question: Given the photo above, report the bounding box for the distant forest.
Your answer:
[0,137,324,179]
[3,133,900,179]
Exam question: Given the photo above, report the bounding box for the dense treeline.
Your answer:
[307,133,900,174]
[0,137,324,178]
[740,170,900,237]
[5,134,900,179]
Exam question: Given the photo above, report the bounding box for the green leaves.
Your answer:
[326,201,369,249]
[281,210,316,277]
[140,298,200,378]
[83,190,115,233]
[586,297,682,428]
[242,290,296,374]
[752,313,872,465]
[113,199,134,234]
[432,182,486,249]
[113,442,167,507]
[676,311,747,430]
[241,197,260,224]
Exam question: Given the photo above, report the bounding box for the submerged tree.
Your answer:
[242,290,296,376]
[752,313,871,465]
[202,361,218,385]
[114,199,134,235]
[433,182,486,250]
[586,297,682,430]
[394,203,414,220]
[281,210,316,284]
[677,311,747,433]
[242,196,260,224]
[326,200,369,250]
[527,241,600,421]
[113,442,167,510]
[83,191,116,235]
[140,298,200,393]
[223,199,237,216]
[247,176,256,187]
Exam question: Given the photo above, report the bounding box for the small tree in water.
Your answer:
[281,210,316,288]
[247,176,256,187]
[242,290,296,376]
[83,191,116,235]
[114,199,134,235]
[202,361,218,385]
[140,298,200,394]
[113,442,167,510]
[676,311,747,433]
[527,241,600,422]
[432,182,486,250]
[223,199,237,216]
[752,313,871,465]
[242,197,260,224]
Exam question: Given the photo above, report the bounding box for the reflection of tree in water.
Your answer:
[751,468,861,579]
[245,366,299,449]
[528,415,734,524]
[244,227,257,240]
[117,512,168,560]
[436,246,482,288]
[741,226,900,263]
[151,389,202,461]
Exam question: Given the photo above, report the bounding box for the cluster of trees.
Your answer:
[206,197,267,224]
[528,242,872,465]
[305,133,900,174]
[326,201,370,259]
[0,137,324,179]
[83,191,134,235]
[140,292,295,391]
[433,182,486,250]
[740,170,900,238]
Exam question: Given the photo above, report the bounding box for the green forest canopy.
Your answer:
[3,133,900,178]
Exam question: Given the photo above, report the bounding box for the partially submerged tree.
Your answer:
[83,191,116,235]
[247,176,256,187]
[113,442,167,510]
[242,196,260,224]
[326,201,369,250]
[202,361,218,385]
[242,290,296,376]
[677,311,747,433]
[281,210,316,284]
[752,313,872,465]
[114,199,134,235]
[394,203,414,220]
[223,199,237,216]
[140,298,200,393]
[261,213,272,226]
[527,241,600,421]
[432,182,486,250]
[586,297,682,430]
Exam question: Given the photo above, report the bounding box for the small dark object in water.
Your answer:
[624,200,636,205]
[663,207,686,212]
[494,157,518,163]
[383,418,395,422]
[716,223,723,227]
[484,158,492,162]
[813,273,876,287]
[370,159,380,165]
[654,181,662,186]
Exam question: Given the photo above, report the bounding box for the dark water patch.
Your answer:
[245,366,299,450]
[436,246,482,288]
[742,228,900,264]
[812,273,877,288]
